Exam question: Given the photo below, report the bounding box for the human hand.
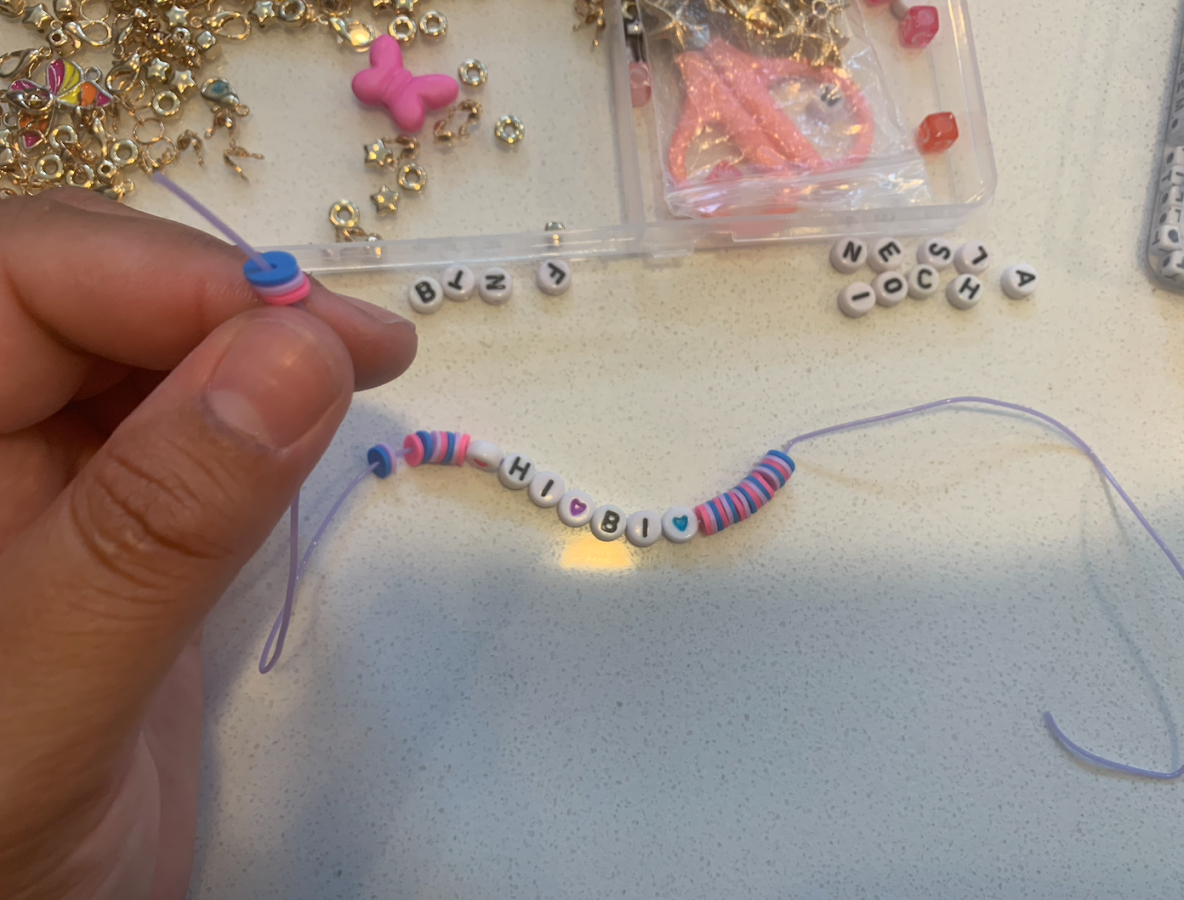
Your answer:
[0,190,417,899]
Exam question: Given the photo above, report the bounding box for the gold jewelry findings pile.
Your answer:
[0,0,461,201]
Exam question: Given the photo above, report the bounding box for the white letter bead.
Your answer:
[947,274,984,309]
[1161,250,1184,281]
[829,237,867,274]
[1163,166,1184,187]
[954,241,991,275]
[408,276,444,314]
[662,507,698,543]
[441,264,476,301]
[590,505,626,541]
[536,259,573,296]
[1001,264,1038,300]
[625,510,662,547]
[528,471,565,508]
[1166,146,1184,168]
[917,237,955,269]
[1151,224,1184,253]
[1160,206,1183,227]
[467,440,502,472]
[838,282,876,318]
[873,271,908,307]
[809,83,846,121]
[557,490,595,527]
[1162,186,1184,207]
[869,237,905,272]
[497,453,534,489]
[906,264,940,299]
[479,267,513,305]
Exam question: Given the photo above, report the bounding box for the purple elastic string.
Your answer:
[1043,712,1184,779]
[258,461,383,674]
[153,172,271,271]
[784,396,1184,780]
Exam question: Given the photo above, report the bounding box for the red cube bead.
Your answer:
[900,5,939,47]
[917,112,958,153]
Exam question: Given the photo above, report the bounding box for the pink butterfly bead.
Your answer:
[351,35,459,133]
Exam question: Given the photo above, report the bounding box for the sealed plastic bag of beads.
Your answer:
[639,0,930,219]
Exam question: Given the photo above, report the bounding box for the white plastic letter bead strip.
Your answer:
[372,430,798,546]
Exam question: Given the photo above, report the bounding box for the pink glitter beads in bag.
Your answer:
[639,0,929,219]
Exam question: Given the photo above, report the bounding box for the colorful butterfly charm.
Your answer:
[10,58,112,149]
[351,35,458,134]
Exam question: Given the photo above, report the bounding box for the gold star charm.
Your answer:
[22,3,52,30]
[641,0,708,50]
[163,4,188,27]
[363,140,392,167]
[249,0,277,28]
[370,185,399,214]
[145,57,173,83]
[171,69,197,95]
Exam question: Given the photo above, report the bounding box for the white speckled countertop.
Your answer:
[9,0,1184,896]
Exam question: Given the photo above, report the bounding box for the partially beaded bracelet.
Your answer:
[367,430,796,546]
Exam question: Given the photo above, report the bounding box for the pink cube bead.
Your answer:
[900,5,939,47]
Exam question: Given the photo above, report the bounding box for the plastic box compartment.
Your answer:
[93,0,991,273]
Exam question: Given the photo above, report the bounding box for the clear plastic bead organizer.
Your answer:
[20,0,994,273]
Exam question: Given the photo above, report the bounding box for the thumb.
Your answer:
[0,307,353,809]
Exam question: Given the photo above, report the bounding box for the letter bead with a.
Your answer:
[1001,264,1038,300]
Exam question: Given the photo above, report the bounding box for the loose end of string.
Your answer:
[785,396,1184,782]
[153,172,270,270]
[153,172,312,305]
[258,445,409,674]
[1043,712,1184,780]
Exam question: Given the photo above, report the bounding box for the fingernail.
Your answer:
[206,319,341,449]
[342,295,415,327]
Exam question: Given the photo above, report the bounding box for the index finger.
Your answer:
[0,190,416,432]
